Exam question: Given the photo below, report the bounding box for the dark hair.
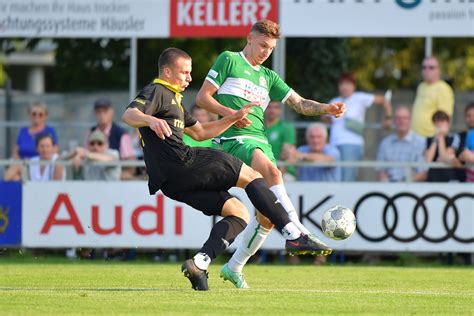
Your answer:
[35,133,55,147]
[158,47,191,74]
[432,110,450,123]
[339,72,356,85]
[465,102,474,114]
[251,20,280,39]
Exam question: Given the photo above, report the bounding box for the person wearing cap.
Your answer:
[84,98,136,161]
[73,130,120,181]
[326,72,393,181]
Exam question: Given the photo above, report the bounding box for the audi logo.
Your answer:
[353,192,474,243]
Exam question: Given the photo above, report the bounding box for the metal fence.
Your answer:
[0,159,470,183]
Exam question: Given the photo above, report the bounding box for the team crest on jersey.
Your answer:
[259,76,267,88]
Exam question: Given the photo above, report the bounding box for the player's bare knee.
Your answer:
[256,211,274,230]
[268,165,282,184]
[221,197,250,224]
[237,164,262,188]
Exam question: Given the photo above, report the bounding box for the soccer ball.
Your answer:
[321,205,356,240]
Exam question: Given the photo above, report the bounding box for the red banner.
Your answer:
[170,0,278,37]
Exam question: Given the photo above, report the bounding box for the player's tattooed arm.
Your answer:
[285,91,346,118]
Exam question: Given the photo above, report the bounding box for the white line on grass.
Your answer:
[0,287,471,297]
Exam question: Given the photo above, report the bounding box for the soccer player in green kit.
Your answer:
[197,20,346,288]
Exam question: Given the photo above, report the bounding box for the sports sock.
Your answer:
[270,184,311,235]
[228,217,271,273]
[281,222,301,240]
[193,252,211,271]
[245,178,295,232]
[199,216,247,263]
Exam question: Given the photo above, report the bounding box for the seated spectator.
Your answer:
[292,123,341,182]
[72,130,120,181]
[424,111,461,182]
[4,101,59,180]
[265,101,297,181]
[457,102,474,182]
[376,106,427,182]
[29,134,64,181]
[84,98,135,179]
[4,133,63,181]
[326,72,392,182]
[183,104,217,148]
[459,130,474,182]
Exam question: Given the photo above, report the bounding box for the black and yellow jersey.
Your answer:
[127,79,197,194]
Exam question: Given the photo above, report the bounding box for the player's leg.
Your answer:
[236,164,332,253]
[164,188,249,291]
[251,148,311,234]
[225,148,320,280]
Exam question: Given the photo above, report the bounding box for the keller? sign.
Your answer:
[170,0,278,37]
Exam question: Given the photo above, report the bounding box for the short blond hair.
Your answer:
[28,101,48,115]
[251,20,280,39]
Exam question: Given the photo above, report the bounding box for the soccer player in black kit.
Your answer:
[122,48,331,291]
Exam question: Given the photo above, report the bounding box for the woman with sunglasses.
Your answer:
[4,101,58,181]
[14,101,58,160]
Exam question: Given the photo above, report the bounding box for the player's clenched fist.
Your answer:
[326,102,346,118]
[147,116,172,139]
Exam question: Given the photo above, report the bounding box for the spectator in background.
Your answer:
[411,56,454,137]
[73,130,120,181]
[5,101,58,181]
[183,104,217,148]
[459,130,474,182]
[264,101,297,181]
[424,111,461,182]
[376,106,427,182]
[85,98,135,178]
[13,101,58,159]
[4,133,63,181]
[29,134,63,181]
[291,123,341,182]
[455,102,474,182]
[327,73,392,182]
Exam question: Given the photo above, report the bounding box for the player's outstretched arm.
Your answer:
[122,108,172,140]
[185,103,257,141]
[285,91,346,118]
[197,81,251,128]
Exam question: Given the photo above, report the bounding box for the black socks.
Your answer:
[245,178,292,231]
[200,215,247,260]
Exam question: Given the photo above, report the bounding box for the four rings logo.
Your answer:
[353,192,474,243]
[396,0,422,9]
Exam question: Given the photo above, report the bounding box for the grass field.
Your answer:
[1,261,473,315]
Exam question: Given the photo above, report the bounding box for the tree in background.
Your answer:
[347,38,474,92]
[286,38,348,103]
[2,38,472,93]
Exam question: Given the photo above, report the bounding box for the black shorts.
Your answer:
[160,147,243,216]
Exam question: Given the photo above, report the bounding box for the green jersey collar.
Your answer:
[239,51,260,71]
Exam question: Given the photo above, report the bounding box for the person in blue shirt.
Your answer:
[14,101,58,159]
[293,123,341,182]
[4,101,58,181]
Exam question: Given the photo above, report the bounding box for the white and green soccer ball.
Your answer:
[321,205,356,240]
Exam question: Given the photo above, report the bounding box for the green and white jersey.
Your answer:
[206,51,293,139]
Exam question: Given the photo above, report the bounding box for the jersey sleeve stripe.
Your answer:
[205,77,220,89]
[282,89,294,103]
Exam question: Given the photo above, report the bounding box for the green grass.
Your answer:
[1,261,473,315]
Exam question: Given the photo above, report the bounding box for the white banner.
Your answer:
[281,0,474,37]
[0,0,169,38]
[22,181,473,252]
